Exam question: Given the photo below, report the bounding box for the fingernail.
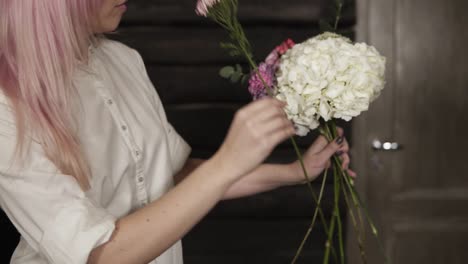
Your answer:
[336,137,344,145]
[336,151,344,156]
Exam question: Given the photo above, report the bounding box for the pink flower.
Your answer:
[248,63,276,100]
[248,39,295,100]
[264,38,296,71]
[265,50,280,66]
[195,0,221,17]
[276,38,295,55]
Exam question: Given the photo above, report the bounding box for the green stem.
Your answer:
[290,165,329,264]
[334,162,345,264]
[321,127,345,264]
[339,166,368,264]
[235,27,341,263]
[210,8,346,263]
[334,2,343,31]
[328,121,391,264]
[290,137,339,264]
[322,193,337,264]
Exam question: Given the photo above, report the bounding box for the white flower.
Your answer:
[275,32,386,136]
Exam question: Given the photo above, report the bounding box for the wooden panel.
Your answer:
[392,189,468,219]
[394,0,468,192]
[0,210,19,263]
[184,219,328,264]
[391,222,468,264]
[209,184,340,219]
[114,26,327,64]
[122,0,356,25]
[148,66,252,104]
[165,106,350,152]
[351,0,468,263]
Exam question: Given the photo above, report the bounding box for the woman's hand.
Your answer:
[213,98,295,182]
[288,127,357,185]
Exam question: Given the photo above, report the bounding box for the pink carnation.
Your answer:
[276,38,295,55]
[195,0,221,17]
[265,38,296,70]
[248,63,276,100]
[248,39,295,100]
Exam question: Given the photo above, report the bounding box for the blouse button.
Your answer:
[138,177,144,183]
[107,99,113,105]
[121,125,127,131]
[135,150,140,156]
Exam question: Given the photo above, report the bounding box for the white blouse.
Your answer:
[0,39,191,264]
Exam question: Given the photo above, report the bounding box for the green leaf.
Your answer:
[235,64,243,74]
[219,66,235,79]
[220,42,237,50]
[229,50,241,57]
[230,71,242,83]
[241,74,250,84]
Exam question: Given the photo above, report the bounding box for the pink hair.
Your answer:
[0,0,103,190]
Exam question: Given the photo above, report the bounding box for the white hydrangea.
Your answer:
[275,32,386,136]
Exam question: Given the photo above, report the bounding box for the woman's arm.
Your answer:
[89,154,237,264]
[174,159,297,199]
[88,98,295,264]
[174,128,356,200]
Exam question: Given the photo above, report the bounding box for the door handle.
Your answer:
[372,140,402,151]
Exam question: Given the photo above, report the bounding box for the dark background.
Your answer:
[0,0,355,263]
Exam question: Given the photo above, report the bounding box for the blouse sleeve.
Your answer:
[130,49,192,174]
[0,98,116,263]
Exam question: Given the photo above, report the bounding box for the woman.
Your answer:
[0,1,354,263]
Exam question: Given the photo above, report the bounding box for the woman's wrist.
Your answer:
[208,150,246,185]
[260,162,303,187]
[282,161,313,185]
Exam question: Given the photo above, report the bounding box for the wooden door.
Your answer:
[349,0,468,263]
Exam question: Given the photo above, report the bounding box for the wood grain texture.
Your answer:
[122,0,356,25]
[394,0,468,192]
[348,0,397,262]
[114,26,327,64]
[391,225,468,264]
[183,219,328,264]
[351,0,468,263]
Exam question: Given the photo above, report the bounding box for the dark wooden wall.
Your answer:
[0,1,356,263]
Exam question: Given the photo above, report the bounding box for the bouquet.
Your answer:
[196,0,387,263]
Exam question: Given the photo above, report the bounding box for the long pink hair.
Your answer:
[0,0,102,189]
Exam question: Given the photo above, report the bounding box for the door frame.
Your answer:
[348,0,397,262]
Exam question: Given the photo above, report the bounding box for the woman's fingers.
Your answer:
[218,98,295,178]
[307,135,329,155]
[246,98,286,116]
[336,152,357,178]
[316,137,344,164]
[253,102,289,124]
[306,126,347,156]
[347,168,358,178]
[242,98,291,130]
[256,114,293,135]
[337,138,350,153]
[340,152,350,170]
[268,123,296,146]
[337,126,344,137]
